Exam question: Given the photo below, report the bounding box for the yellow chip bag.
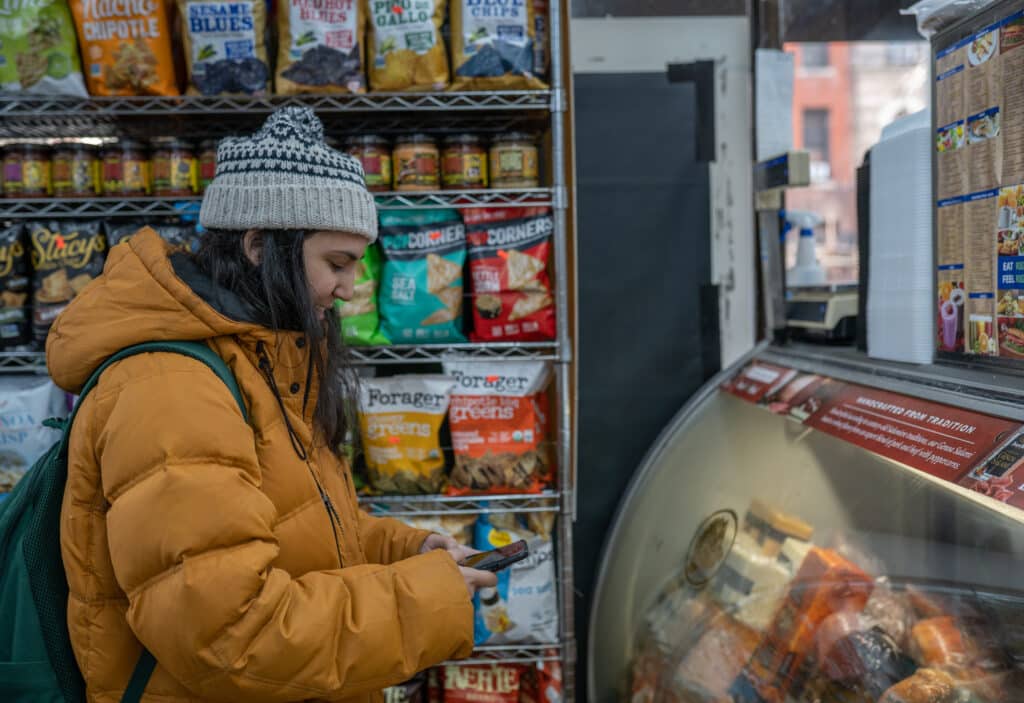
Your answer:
[366,0,448,91]
[359,375,455,494]
[450,0,547,90]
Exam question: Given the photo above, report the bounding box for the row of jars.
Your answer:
[346,132,540,191]
[2,140,217,199]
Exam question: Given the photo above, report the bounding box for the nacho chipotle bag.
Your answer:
[443,359,552,494]
[69,0,178,95]
[276,0,365,94]
[358,375,455,494]
[366,0,448,91]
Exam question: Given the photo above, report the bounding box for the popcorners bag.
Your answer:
[450,0,546,91]
[358,375,455,494]
[473,514,558,646]
[276,0,366,94]
[379,209,467,344]
[0,0,87,96]
[335,244,388,346]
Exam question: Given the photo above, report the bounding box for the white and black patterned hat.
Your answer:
[199,107,377,242]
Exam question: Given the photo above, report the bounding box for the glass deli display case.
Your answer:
[589,344,1024,703]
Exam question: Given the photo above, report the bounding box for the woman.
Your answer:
[48,107,497,703]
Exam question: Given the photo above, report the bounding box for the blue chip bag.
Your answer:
[379,209,467,344]
[473,514,558,646]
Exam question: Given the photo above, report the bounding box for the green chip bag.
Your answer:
[379,209,467,344]
[0,0,87,96]
[335,244,389,346]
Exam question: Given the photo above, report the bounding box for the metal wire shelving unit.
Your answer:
[1,5,575,693]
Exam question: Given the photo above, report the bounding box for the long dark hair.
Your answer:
[193,228,358,455]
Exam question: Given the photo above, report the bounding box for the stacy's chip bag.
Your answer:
[379,209,466,344]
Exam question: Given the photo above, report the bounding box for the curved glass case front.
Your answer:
[589,350,1024,703]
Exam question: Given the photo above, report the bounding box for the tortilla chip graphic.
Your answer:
[509,291,552,321]
[421,286,463,326]
[427,253,461,294]
[340,279,376,318]
[506,249,545,290]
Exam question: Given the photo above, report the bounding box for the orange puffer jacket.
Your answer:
[47,229,473,703]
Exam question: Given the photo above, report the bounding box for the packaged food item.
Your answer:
[151,138,198,196]
[443,359,552,494]
[52,143,100,197]
[443,664,520,703]
[532,0,547,79]
[358,375,455,494]
[878,668,957,703]
[910,616,970,667]
[367,0,448,92]
[394,134,440,191]
[3,144,51,198]
[519,658,561,703]
[0,0,88,96]
[347,135,392,192]
[102,140,150,196]
[862,581,915,650]
[709,531,792,632]
[384,673,426,703]
[473,514,557,646]
[28,220,106,346]
[69,0,178,96]
[276,0,365,94]
[818,626,916,698]
[464,207,555,342]
[178,0,270,96]
[674,611,762,702]
[489,133,539,188]
[379,209,466,343]
[107,222,202,253]
[336,244,389,346]
[743,499,815,557]
[442,134,488,190]
[198,139,218,193]
[0,377,67,491]
[0,225,32,350]
[399,514,476,545]
[730,547,875,703]
[427,668,443,703]
[449,0,546,91]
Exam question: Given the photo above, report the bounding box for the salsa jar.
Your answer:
[489,132,539,188]
[52,143,100,197]
[198,139,218,193]
[152,138,197,197]
[347,135,392,192]
[103,140,150,196]
[3,144,51,198]
[393,134,440,191]
[442,134,488,190]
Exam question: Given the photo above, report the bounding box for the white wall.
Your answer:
[571,17,756,367]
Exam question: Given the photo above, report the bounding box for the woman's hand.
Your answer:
[421,533,497,597]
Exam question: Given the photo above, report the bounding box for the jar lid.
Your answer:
[151,137,193,149]
[115,139,148,152]
[5,142,51,153]
[347,134,390,146]
[396,133,436,145]
[444,134,483,145]
[53,141,96,153]
[494,131,536,143]
[199,139,219,149]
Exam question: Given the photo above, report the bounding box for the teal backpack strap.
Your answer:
[75,341,247,703]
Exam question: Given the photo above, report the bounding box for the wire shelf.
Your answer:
[0,352,46,374]
[447,644,562,666]
[359,491,560,517]
[0,190,553,219]
[349,343,559,365]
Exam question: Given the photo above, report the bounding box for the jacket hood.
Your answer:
[46,228,259,393]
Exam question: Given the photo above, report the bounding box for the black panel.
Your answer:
[779,0,922,41]
[573,72,716,698]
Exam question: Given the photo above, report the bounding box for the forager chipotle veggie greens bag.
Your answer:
[276,0,365,94]
[367,0,448,91]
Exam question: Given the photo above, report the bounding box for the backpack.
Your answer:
[0,342,248,703]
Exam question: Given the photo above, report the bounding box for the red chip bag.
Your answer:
[444,664,521,703]
[464,207,556,342]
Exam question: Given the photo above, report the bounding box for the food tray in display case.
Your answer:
[589,343,1024,703]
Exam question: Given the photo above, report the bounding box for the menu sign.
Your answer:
[722,362,1022,502]
[935,8,1024,360]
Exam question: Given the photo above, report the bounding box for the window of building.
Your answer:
[802,43,830,67]
[803,108,831,164]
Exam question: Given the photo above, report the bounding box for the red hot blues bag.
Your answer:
[464,207,555,342]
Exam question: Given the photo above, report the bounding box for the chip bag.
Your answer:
[0,224,31,350]
[399,514,476,545]
[69,0,178,95]
[450,0,546,91]
[0,0,88,96]
[465,207,555,342]
[335,243,389,346]
[358,375,455,494]
[443,664,522,703]
[179,0,270,95]
[473,514,558,646]
[366,0,448,91]
[276,0,365,94]
[379,209,467,344]
[443,359,552,494]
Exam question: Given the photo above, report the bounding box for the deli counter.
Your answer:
[588,344,1024,703]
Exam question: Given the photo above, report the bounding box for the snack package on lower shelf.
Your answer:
[336,244,389,346]
[443,359,553,495]
[399,515,477,546]
[442,664,521,703]
[0,224,33,351]
[0,376,66,491]
[383,672,427,703]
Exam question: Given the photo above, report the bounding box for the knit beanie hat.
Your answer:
[199,107,377,242]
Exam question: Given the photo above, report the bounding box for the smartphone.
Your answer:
[458,540,530,572]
